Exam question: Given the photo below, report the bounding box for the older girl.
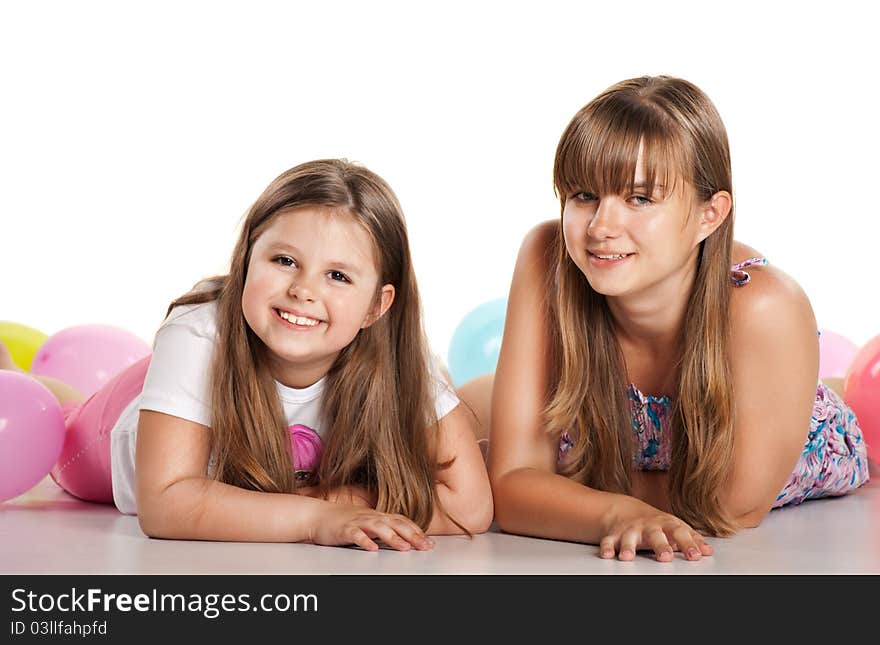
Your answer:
[487,76,868,561]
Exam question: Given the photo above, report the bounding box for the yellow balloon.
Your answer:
[0,321,48,371]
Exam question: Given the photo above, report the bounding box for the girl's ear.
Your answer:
[362,284,396,328]
[696,190,732,243]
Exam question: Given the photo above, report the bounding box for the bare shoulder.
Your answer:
[731,240,764,266]
[729,241,817,352]
[517,219,559,269]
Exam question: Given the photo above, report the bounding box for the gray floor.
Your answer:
[3,469,879,575]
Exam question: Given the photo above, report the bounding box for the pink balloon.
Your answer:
[0,371,66,502]
[30,325,151,399]
[818,329,859,379]
[844,335,880,465]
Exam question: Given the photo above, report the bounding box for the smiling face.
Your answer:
[554,78,734,307]
[241,206,394,388]
[561,150,710,300]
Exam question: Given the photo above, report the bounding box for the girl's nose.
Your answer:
[587,198,623,240]
[288,276,317,302]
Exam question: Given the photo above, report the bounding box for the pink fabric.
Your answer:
[50,355,151,503]
[289,424,324,472]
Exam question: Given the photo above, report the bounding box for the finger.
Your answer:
[363,520,416,552]
[645,528,674,562]
[671,526,702,561]
[598,536,617,559]
[390,517,434,550]
[387,517,433,550]
[618,529,640,561]
[348,527,379,552]
[694,534,714,556]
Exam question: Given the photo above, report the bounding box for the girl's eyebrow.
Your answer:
[267,242,305,256]
[266,242,363,276]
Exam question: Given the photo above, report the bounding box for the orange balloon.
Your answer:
[844,335,880,465]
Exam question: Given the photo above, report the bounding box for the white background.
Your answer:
[2,0,878,359]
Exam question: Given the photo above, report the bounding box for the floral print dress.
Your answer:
[558,258,870,507]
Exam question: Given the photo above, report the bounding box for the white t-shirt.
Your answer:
[109,301,460,515]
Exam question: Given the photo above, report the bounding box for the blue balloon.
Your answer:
[447,298,508,386]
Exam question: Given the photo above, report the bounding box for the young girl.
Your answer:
[5,158,492,550]
[486,76,869,561]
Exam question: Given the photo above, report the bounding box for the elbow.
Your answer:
[137,506,171,538]
[136,487,200,539]
[488,475,521,534]
[725,497,771,530]
[137,500,187,539]
[467,497,495,534]
[454,492,495,535]
[492,505,520,535]
[723,487,775,531]
[438,488,494,535]
[734,508,768,530]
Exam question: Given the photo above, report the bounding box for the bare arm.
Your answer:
[488,222,633,541]
[426,403,494,535]
[724,266,818,527]
[135,410,432,550]
[280,403,493,535]
[489,222,711,560]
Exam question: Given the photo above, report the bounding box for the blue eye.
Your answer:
[573,191,598,202]
[329,270,350,283]
[629,195,652,206]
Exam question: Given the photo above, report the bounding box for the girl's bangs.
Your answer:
[554,102,687,201]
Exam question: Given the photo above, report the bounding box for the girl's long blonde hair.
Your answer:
[549,76,737,536]
[168,159,445,530]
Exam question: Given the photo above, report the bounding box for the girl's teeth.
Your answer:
[279,311,319,326]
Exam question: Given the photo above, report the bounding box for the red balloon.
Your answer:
[844,334,880,465]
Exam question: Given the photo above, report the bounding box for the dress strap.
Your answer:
[729,257,767,287]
